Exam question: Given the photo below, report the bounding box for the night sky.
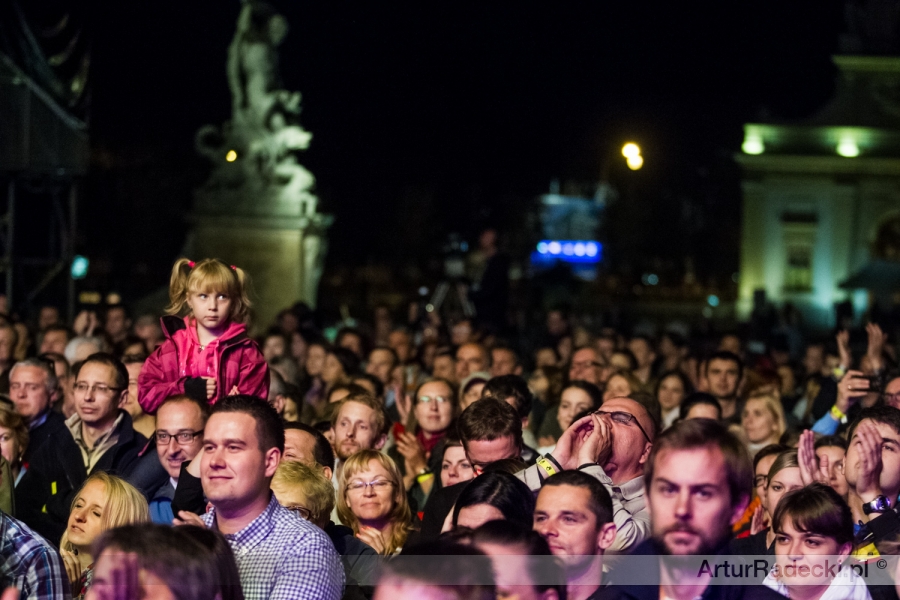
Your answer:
[79,0,845,301]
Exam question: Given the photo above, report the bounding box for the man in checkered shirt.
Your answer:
[0,456,71,600]
[196,395,344,600]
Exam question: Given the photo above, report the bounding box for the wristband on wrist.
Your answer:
[544,453,563,472]
[830,405,846,421]
[416,472,435,484]
[536,456,558,478]
[577,463,598,471]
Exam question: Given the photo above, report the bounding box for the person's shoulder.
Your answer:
[273,509,338,551]
[0,512,56,556]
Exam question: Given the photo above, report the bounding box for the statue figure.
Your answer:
[195,0,317,217]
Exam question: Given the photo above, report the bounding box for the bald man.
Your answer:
[517,395,655,553]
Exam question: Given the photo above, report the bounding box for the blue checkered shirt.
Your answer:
[202,495,344,600]
[0,511,71,600]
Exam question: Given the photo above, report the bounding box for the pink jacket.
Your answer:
[138,315,269,414]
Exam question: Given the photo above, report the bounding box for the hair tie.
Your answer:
[187,260,195,268]
[230,265,237,270]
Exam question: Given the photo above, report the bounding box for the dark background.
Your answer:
[30,1,849,308]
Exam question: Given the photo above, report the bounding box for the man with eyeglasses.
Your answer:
[16,352,146,543]
[143,394,208,524]
[569,346,610,386]
[516,395,656,553]
[9,356,67,464]
[884,375,900,411]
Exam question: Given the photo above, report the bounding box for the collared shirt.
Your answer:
[517,462,649,553]
[201,495,344,600]
[28,410,50,431]
[66,412,123,472]
[0,510,71,600]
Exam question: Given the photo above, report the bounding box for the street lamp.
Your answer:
[622,142,643,170]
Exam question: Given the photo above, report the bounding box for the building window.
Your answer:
[784,245,813,292]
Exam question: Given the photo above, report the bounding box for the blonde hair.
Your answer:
[272,460,335,524]
[744,392,787,442]
[165,258,251,323]
[60,472,150,552]
[336,450,411,555]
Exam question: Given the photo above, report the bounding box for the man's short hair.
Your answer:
[704,350,744,381]
[847,405,900,441]
[380,541,495,600]
[457,397,522,450]
[814,435,848,452]
[76,353,128,390]
[122,353,148,366]
[369,345,399,368]
[272,460,335,523]
[481,375,532,420]
[644,418,752,508]
[105,304,131,321]
[328,346,362,375]
[542,470,613,526]
[352,372,385,399]
[678,392,723,421]
[470,521,565,599]
[330,392,388,436]
[491,345,519,365]
[284,421,335,470]
[10,357,58,395]
[209,395,285,454]
[159,394,210,423]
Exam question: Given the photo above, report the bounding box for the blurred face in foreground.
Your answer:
[648,445,747,555]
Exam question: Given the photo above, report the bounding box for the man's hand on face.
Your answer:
[576,413,612,467]
[854,421,885,502]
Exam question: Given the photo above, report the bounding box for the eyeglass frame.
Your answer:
[346,479,396,493]
[284,504,311,520]
[417,395,452,404]
[73,382,123,397]
[154,430,204,445]
[592,409,652,443]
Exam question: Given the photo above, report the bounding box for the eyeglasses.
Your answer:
[155,430,203,445]
[284,504,311,520]
[418,395,451,404]
[571,360,603,371]
[347,479,395,493]
[754,475,768,488]
[885,392,900,406]
[73,382,122,397]
[592,410,651,442]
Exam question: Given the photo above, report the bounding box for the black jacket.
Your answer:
[15,411,146,544]
[22,410,68,467]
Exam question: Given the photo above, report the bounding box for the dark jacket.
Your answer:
[22,410,68,467]
[15,411,146,544]
[601,538,785,600]
[326,521,378,600]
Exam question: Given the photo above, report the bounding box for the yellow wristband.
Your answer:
[536,456,557,477]
[831,405,846,421]
[416,472,434,484]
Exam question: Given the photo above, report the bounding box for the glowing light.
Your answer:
[532,240,602,265]
[585,243,599,257]
[418,286,429,296]
[225,150,238,162]
[621,143,641,158]
[548,241,562,255]
[562,243,574,256]
[574,243,586,256]
[742,135,764,155]
[626,155,644,170]
[71,255,89,280]
[707,294,720,307]
[425,303,435,312]
[836,139,859,158]
[537,242,549,254]
[647,274,659,285]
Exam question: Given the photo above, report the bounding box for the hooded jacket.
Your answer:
[138,315,269,414]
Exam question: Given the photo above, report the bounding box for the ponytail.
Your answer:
[165,258,195,316]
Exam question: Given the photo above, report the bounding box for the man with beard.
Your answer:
[601,419,783,600]
[330,393,388,521]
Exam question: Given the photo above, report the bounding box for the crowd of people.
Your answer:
[1,256,900,600]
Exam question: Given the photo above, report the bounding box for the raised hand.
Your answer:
[854,421,884,502]
[836,370,870,413]
[550,414,596,471]
[836,330,851,370]
[798,430,828,486]
[203,377,216,400]
[576,413,612,468]
[60,548,82,585]
[750,503,767,536]
[866,323,887,373]
[356,525,387,554]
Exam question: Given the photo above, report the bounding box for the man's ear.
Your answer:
[264,448,281,478]
[374,433,387,451]
[117,390,129,409]
[321,466,333,481]
[638,442,652,465]
[597,521,617,551]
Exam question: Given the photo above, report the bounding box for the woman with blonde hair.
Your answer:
[59,471,150,599]
[741,392,787,456]
[337,449,412,555]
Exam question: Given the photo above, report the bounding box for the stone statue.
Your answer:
[188,0,332,324]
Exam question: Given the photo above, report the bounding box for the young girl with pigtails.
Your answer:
[138,258,269,413]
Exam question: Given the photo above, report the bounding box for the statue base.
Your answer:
[185,212,332,330]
